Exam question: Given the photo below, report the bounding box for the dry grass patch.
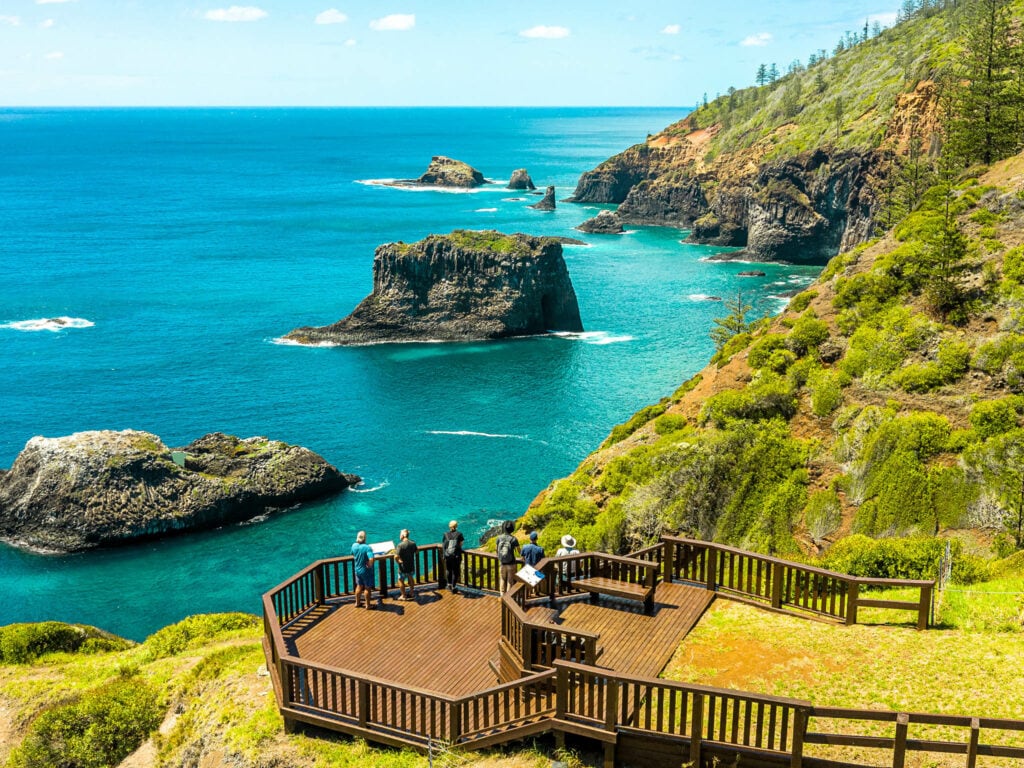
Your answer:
[663,599,1024,767]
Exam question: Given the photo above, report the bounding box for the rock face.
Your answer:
[508,169,536,190]
[577,210,624,234]
[285,230,583,345]
[415,156,486,187]
[569,142,876,264]
[530,186,556,211]
[0,430,360,552]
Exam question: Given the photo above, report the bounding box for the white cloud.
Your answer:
[36,0,76,4]
[315,9,348,25]
[345,38,356,46]
[204,6,268,22]
[0,15,21,26]
[661,24,681,35]
[40,18,55,28]
[519,25,570,39]
[867,11,898,27]
[44,50,64,59]
[369,13,414,31]
[740,32,772,47]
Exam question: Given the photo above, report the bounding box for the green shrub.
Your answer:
[803,488,843,540]
[819,534,949,580]
[893,363,944,392]
[604,403,667,446]
[654,413,688,435]
[7,677,162,768]
[1004,245,1024,283]
[937,338,971,379]
[712,332,754,366]
[701,374,797,427]
[788,290,818,313]
[787,315,830,356]
[140,613,259,661]
[808,368,844,417]
[0,622,131,664]
[970,397,1021,440]
[747,334,788,369]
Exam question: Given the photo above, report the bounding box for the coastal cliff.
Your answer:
[285,230,583,345]
[0,430,358,552]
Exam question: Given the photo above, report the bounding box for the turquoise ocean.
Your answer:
[0,108,820,639]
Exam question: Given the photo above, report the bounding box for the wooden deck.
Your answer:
[285,590,501,697]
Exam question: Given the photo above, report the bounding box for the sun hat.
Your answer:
[529,531,538,541]
[561,534,576,549]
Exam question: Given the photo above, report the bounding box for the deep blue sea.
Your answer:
[0,108,819,639]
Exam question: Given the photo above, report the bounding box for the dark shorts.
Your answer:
[355,569,375,588]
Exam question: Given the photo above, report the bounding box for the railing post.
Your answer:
[917,583,933,630]
[893,712,909,768]
[605,678,619,731]
[438,546,448,590]
[556,664,568,719]
[705,546,718,592]
[663,538,675,584]
[967,717,980,768]
[358,679,370,728]
[314,564,325,605]
[523,625,534,668]
[377,557,389,600]
[771,561,784,609]
[791,707,808,768]
[450,700,463,745]
[690,692,704,767]
[846,580,859,625]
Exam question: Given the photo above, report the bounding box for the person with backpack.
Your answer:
[393,528,418,602]
[442,520,464,594]
[496,520,521,595]
[351,530,376,609]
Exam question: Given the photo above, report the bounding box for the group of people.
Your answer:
[349,521,579,606]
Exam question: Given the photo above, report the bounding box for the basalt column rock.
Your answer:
[0,430,360,552]
[530,186,556,211]
[285,230,583,345]
[577,210,624,234]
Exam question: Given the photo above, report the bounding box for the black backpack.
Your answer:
[444,535,459,557]
[497,535,513,563]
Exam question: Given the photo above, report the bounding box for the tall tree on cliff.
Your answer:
[945,0,1023,166]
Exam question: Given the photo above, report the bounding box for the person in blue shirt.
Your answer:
[521,531,545,568]
[351,530,376,609]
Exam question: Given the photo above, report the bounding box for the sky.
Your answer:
[0,1,901,107]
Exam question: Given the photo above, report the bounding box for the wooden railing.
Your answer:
[262,537,1023,766]
[662,536,934,629]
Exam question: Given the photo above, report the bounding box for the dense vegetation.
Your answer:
[524,0,1024,580]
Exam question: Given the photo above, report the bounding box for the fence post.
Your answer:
[358,680,370,728]
[314,564,325,605]
[771,562,784,609]
[663,538,675,584]
[967,717,980,768]
[523,626,534,669]
[917,583,933,630]
[791,707,808,768]
[605,678,619,731]
[846,580,859,626]
[705,547,718,592]
[690,693,704,767]
[893,712,909,768]
[377,557,389,600]
[556,664,568,720]
[450,700,462,745]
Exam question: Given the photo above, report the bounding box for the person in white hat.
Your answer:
[555,533,579,588]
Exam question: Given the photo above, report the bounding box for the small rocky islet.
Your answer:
[285,229,583,346]
[0,430,359,552]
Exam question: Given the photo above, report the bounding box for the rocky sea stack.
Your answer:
[508,169,536,190]
[414,156,486,187]
[529,186,556,211]
[0,430,359,552]
[285,230,584,345]
[577,210,624,234]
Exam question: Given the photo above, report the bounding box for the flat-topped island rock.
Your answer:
[285,230,584,345]
[383,156,488,188]
[0,430,359,552]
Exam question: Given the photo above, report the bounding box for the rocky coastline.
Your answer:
[384,155,488,188]
[285,230,583,345]
[0,430,359,552]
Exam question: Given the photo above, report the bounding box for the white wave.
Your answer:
[355,178,491,194]
[549,330,635,345]
[502,197,526,202]
[350,479,390,493]
[687,293,723,302]
[238,513,271,526]
[1,316,94,332]
[269,336,342,347]
[427,430,530,440]
[474,207,498,213]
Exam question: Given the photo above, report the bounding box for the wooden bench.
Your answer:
[572,575,655,614]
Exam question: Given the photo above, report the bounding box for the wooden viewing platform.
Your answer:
[263,536,1024,768]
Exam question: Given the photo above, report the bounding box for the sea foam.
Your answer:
[550,330,634,345]
[1,317,94,332]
